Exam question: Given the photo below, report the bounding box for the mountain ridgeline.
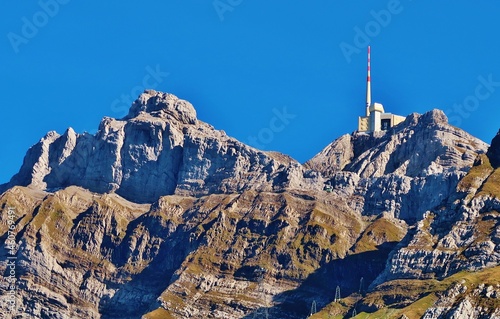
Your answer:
[1,90,499,319]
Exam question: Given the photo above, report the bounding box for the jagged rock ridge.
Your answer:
[1,92,489,224]
[0,90,319,203]
[306,109,488,222]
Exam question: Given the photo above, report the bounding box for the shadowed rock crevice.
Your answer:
[487,129,500,168]
[242,247,397,318]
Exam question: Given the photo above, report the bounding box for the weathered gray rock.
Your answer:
[0,186,362,319]
[304,133,353,176]
[0,91,322,203]
[422,283,500,319]
[374,179,500,286]
[126,90,197,125]
[1,96,488,222]
[307,110,487,179]
[310,109,488,222]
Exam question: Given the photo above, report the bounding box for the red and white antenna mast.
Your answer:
[366,46,371,116]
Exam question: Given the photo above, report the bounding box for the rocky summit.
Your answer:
[1,90,499,319]
[0,90,316,204]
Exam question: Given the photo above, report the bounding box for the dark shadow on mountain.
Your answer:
[98,224,198,319]
[242,243,398,319]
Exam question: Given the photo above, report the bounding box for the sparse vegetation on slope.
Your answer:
[311,266,500,319]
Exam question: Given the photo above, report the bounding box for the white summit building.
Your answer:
[358,46,405,132]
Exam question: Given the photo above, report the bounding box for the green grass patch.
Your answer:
[312,266,500,319]
[352,217,405,253]
[142,308,174,319]
[478,168,500,198]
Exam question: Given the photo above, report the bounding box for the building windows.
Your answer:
[381,119,391,131]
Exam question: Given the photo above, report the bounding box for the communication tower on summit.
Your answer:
[357,46,406,133]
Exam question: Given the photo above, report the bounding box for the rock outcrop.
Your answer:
[422,283,500,319]
[0,186,374,318]
[0,90,320,203]
[2,100,488,224]
[372,132,500,286]
[307,109,488,222]
[306,110,485,178]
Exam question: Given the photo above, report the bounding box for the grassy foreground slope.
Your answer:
[310,266,500,319]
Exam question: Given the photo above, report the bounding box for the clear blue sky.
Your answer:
[1,1,500,184]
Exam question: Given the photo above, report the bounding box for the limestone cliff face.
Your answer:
[1,90,320,203]
[0,91,499,319]
[357,139,500,318]
[373,137,500,284]
[1,184,406,319]
[2,97,488,223]
[306,109,489,222]
[306,110,484,178]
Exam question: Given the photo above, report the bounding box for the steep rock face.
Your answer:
[303,134,353,176]
[126,91,197,125]
[487,129,500,168]
[2,94,487,222]
[422,282,500,319]
[306,110,489,222]
[373,152,500,287]
[307,110,485,178]
[1,91,321,203]
[0,186,405,319]
[4,184,497,319]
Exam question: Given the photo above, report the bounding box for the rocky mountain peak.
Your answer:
[406,108,449,126]
[306,109,487,179]
[0,95,489,211]
[0,91,318,203]
[126,90,197,125]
